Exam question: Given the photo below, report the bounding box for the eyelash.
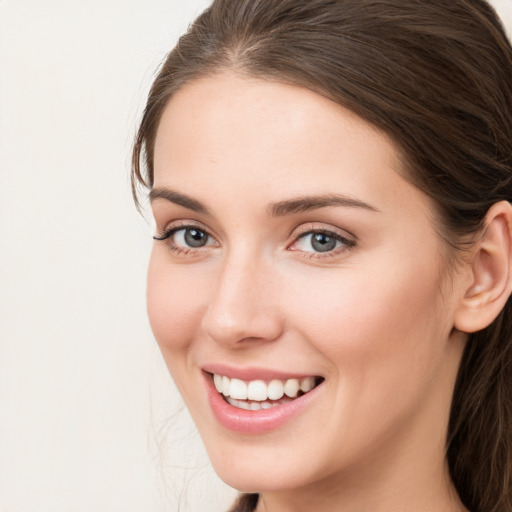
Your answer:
[288,227,356,259]
[153,222,216,256]
[153,223,356,258]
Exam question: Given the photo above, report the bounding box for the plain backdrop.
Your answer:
[0,1,511,512]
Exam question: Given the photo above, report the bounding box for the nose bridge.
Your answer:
[201,245,283,346]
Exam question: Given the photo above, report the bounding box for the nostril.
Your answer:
[201,305,285,348]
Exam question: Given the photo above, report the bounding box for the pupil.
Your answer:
[185,229,207,247]
[312,233,336,252]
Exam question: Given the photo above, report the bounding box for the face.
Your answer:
[148,73,467,495]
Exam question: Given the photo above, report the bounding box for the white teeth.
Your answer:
[247,380,267,401]
[284,378,300,398]
[213,373,320,403]
[229,378,248,400]
[222,375,230,396]
[300,376,315,393]
[236,399,250,410]
[213,374,223,393]
[267,379,284,400]
[226,396,294,410]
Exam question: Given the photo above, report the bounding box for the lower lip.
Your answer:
[204,373,323,434]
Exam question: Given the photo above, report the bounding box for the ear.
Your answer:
[454,201,512,333]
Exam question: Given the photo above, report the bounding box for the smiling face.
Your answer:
[147,73,468,507]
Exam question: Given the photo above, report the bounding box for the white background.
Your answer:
[0,1,511,511]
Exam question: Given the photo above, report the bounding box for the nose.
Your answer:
[200,252,285,348]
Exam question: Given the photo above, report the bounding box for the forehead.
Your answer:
[152,72,427,218]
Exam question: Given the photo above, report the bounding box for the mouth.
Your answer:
[211,373,325,411]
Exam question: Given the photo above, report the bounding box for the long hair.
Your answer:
[132,1,512,510]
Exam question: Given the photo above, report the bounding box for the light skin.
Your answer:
[147,72,512,512]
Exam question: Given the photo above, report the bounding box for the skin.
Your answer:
[147,73,471,512]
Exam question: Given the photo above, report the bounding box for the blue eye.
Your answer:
[293,231,353,253]
[153,226,215,250]
[174,227,211,248]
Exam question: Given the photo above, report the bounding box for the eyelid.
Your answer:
[153,219,214,241]
[289,223,356,244]
[152,221,219,259]
[287,223,357,256]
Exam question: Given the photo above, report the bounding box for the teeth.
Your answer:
[267,380,284,400]
[213,373,320,402]
[247,380,267,401]
[229,378,248,400]
[300,376,315,393]
[237,400,250,410]
[222,375,230,396]
[284,378,299,398]
[226,396,294,410]
[213,374,223,393]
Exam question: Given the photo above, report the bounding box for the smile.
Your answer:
[212,373,323,411]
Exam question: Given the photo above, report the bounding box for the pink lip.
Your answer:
[202,363,319,382]
[203,371,323,434]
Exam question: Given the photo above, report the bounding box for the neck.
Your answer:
[255,447,468,512]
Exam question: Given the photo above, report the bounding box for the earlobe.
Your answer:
[454,201,512,334]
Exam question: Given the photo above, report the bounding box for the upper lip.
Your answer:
[202,363,322,382]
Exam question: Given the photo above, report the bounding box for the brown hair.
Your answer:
[132,1,512,510]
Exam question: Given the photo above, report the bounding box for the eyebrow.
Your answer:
[149,187,210,215]
[270,194,379,216]
[149,187,379,216]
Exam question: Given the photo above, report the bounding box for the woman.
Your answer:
[132,1,512,511]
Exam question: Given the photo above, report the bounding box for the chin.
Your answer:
[200,431,329,494]
[212,458,308,493]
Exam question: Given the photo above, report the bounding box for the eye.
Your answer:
[290,229,355,254]
[153,225,216,252]
[173,227,212,248]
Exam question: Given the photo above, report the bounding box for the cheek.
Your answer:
[146,250,209,355]
[279,258,451,455]
[282,255,448,377]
